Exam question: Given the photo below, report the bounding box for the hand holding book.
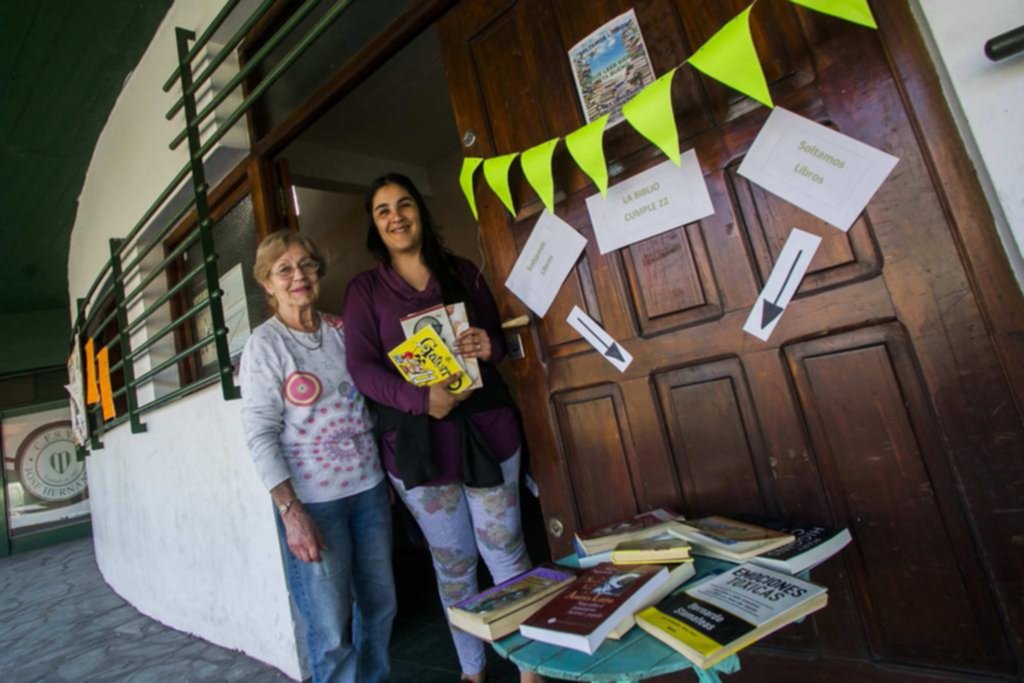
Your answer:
[455,326,492,362]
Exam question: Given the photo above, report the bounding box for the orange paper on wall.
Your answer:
[96,346,116,421]
[84,337,100,405]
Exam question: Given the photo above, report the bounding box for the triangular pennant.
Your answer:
[483,153,520,216]
[788,0,876,29]
[520,138,560,212]
[687,5,773,108]
[84,337,99,405]
[459,157,484,220]
[622,69,680,165]
[565,114,611,196]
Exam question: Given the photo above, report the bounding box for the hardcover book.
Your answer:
[606,560,696,640]
[636,564,828,669]
[400,302,482,390]
[734,515,853,575]
[519,563,669,654]
[574,508,687,557]
[387,326,470,394]
[668,516,795,562]
[448,565,577,641]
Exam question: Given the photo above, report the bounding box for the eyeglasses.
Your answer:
[272,259,320,280]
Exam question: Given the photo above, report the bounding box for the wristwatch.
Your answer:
[278,498,298,516]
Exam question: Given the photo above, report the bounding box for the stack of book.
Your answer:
[572,508,688,567]
[449,510,851,668]
[667,516,796,562]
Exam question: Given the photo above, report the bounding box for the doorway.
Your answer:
[266,18,551,632]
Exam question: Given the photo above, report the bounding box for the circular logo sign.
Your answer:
[16,421,87,502]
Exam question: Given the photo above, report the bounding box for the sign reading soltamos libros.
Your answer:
[738,107,898,232]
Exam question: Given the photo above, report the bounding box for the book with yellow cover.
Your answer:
[636,564,827,669]
[387,326,471,394]
[611,537,692,565]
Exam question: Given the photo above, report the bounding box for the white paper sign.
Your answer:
[742,228,822,341]
[567,306,633,372]
[586,153,715,255]
[738,107,898,232]
[505,211,588,317]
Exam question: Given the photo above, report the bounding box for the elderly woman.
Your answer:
[239,230,396,683]
[343,174,538,683]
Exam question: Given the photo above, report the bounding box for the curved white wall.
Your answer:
[87,386,301,677]
[68,0,301,678]
[913,0,1024,286]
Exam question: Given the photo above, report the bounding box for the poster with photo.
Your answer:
[568,9,656,126]
[2,405,90,538]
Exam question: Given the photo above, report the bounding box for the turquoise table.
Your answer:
[490,556,743,682]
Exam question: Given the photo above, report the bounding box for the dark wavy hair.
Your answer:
[364,173,471,310]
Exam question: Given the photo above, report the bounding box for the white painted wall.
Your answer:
[87,386,301,677]
[912,0,1024,286]
[68,1,302,678]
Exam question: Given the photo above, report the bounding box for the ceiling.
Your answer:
[0,0,172,317]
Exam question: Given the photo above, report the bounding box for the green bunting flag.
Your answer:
[622,69,680,166]
[565,114,611,196]
[520,138,560,213]
[483,153,520,216]
[687,4,773,108]
[788,0,876,29]
[459,157,484,220]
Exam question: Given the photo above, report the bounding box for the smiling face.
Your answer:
[262,244,320,315]
[371,183,423,258]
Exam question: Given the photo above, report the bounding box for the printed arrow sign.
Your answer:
[743,228,822,341]
[567,305,633,372]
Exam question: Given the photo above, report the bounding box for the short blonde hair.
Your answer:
[253,230,326,309]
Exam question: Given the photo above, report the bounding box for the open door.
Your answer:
[438,0,1023,679]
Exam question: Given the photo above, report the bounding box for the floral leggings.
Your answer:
[389,450,531,675]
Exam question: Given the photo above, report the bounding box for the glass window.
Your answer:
[172,195,263,383]
[2,404,90,539]
[247,0,410,135]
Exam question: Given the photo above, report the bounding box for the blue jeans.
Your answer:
[276,480,396,683]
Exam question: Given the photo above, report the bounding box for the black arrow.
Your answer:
[577,317,625,362]
[761,249,804,329]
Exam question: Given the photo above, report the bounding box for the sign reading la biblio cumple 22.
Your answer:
[460,0,899,364]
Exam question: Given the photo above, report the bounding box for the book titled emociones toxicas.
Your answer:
[387,325,471,394]
[636,564,827,669]
[519,563,669,654]
[447,565,577,642]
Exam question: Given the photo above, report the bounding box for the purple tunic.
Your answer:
[342,258,521,485]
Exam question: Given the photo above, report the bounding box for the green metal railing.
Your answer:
[73,0,356,451]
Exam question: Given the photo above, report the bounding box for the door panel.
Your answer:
[787,325,1010,670]
[654,359,773,516]
[553,385,640,529]
[438,0,1023,678]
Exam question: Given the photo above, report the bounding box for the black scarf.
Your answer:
[371,371,518,490]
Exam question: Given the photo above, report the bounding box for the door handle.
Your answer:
[547,517,565,538]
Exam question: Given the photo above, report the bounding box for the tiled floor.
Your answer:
[389,548,522,682]
[0,535,533,682]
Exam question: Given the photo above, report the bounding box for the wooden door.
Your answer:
[438,0,1024,679]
